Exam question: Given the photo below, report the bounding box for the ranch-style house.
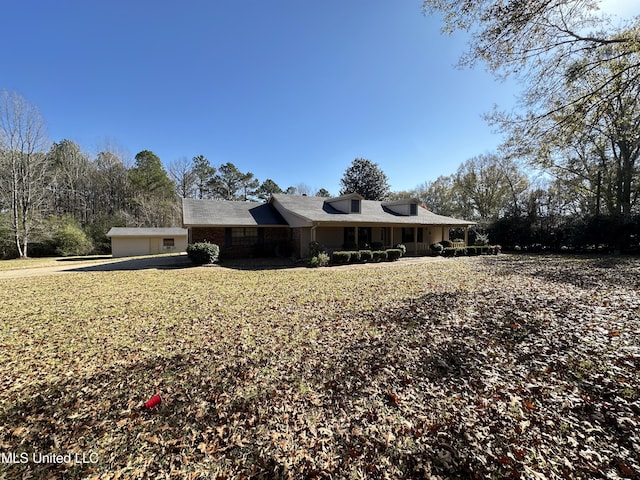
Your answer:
[182,193,474,258]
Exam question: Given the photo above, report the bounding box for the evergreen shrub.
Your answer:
[372,250,387,262]
[386,249,402,261]
[332,251,351,264]
[186,242,220,264]
[359,250,373,262]
[430,243,444,255]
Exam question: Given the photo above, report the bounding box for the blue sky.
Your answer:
[2,1,636,195]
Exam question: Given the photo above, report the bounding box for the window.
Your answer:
[358,227,371,247]
[410,203,418,215]
[163,238,175,247]
[402,228,423,243]
[343,227,356,247]
[231,227,258,246]
[351,199,360,213]
[344,227,372,248]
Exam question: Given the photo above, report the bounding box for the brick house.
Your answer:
[183,193,474,258]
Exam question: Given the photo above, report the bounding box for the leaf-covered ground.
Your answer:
[0,255,638,479]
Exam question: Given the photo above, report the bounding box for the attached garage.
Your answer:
[106,227,188,258]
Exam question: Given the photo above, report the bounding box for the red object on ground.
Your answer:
[144,394,162,409]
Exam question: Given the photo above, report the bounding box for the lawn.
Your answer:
[0,255,638,479]
[0,253,178,272]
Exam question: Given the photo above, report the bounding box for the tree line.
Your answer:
[2,1,639,257]
[0,89,342,258]
[415,0,640,251]
[0,89,388,259]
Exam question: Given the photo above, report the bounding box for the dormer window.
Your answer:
[324,193,364,214]
[382,198,420,216]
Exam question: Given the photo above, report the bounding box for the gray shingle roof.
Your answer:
[181,196,474,227]
[182,198,288,226]
[270,194,474,226]
[107,227,188,237]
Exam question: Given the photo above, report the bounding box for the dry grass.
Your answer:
[0,255,638,479]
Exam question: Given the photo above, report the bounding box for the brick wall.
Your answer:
[190,227,225,246]
[189,227,294,258]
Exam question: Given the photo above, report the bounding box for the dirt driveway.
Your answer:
[0,254,192,279]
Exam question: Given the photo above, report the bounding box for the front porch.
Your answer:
[308,225,470,256]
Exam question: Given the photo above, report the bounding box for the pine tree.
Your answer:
[339,158,390,201]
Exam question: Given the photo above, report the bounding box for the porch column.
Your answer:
[413,227,418,255]
[464,226,468,246]
[355,227,359,248]
[390,227,394,247]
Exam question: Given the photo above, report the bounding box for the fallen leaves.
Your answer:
[0,255,639,478]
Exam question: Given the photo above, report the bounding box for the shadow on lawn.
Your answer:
[56,256,113,262]
[66,254,194,273]
[480,253,640,289]
[217,257,299,271]
[2,285,636,479]
[0,348,279,479]
[0,312,481,480]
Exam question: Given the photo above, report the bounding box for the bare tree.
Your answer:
[423,1,640,208]
[0,90,50,257]
[422,0,639,81]
[295,183,312,196]
[453,154,529,223]
[415,176,459,217]
[168,156,197,198]
[92,150,130,217]
[49,139,91,222]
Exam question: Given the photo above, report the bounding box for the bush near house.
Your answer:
[474,233,490,246]
[186,242,220,265]
[372,250,387,262]
[332,251,351,264]
[309,241,325,258]
[332,248,402,265]
[386,248,403,261]
[359,250,373,262]
[442,245,501,257]
[443,247,463,257]
[309,252,330,268]
[430,243,444,255]
[308,241,330,267]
